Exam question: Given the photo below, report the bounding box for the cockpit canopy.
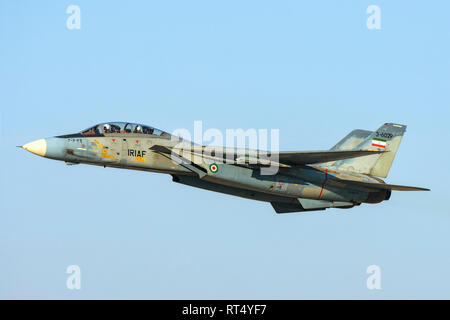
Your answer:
[81,122,169,137]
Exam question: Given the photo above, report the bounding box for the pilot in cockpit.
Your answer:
[110,124,120,133]
[143,126,153,135]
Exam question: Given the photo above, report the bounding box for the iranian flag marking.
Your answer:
[372,137,387,148]
[209,163,218,173]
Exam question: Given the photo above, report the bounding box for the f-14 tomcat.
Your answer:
[20,122,428,213]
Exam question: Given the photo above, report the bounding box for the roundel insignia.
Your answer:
[209,163,218,173]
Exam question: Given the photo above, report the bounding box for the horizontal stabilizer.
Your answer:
[340,179,430,191]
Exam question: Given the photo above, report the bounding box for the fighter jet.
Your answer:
[20,122,428,213]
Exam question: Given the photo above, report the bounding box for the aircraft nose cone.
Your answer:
[22,139,47,157]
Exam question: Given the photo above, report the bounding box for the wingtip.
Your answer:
[414,186,431,191]
[404,186,430,191]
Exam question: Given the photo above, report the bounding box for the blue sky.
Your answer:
[1,1,449,299]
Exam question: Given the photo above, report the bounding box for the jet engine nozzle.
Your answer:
[365,189,391,203]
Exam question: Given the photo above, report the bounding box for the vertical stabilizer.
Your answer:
[331,129,373,151]
[330,123,406,178]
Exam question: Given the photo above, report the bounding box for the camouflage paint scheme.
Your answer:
[21,122,428,213]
